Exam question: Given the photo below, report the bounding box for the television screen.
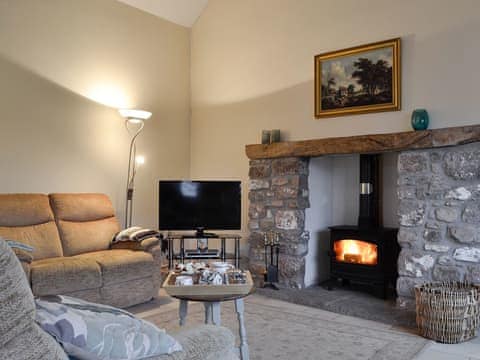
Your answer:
[159,181,241,232]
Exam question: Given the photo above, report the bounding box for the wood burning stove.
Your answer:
[328,154,399,298]
[329,225,398,298]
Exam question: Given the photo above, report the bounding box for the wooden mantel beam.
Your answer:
[245,124,480,160]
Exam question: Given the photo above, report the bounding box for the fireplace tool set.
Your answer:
[263,231,280,290]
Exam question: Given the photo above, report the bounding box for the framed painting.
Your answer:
[315,38,401,118]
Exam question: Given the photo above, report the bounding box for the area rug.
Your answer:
[135,294,427,360]
[256,284,417,329]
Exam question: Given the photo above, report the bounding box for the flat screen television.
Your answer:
[159,180,241,236]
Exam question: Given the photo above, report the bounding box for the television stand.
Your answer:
[166,233,241,269]
[193,228,217,238]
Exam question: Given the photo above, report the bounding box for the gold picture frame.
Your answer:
[315,38,401,118]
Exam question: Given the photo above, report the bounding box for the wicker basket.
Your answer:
[415,282,480,343]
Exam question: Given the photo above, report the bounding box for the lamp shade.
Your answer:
[118,109,152,121]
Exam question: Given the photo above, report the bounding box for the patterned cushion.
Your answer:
[35,295,182,360]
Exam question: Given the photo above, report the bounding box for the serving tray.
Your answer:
[163,271,254,301]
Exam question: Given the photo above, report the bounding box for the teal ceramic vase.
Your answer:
[411,109,429,131]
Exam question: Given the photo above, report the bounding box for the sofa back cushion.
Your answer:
[49,193,121,256]
[0,194,63,260]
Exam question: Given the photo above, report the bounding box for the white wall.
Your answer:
[0,0,191,228]
[191,0,480,249]
[304,157,333,286]
[330,152,398,228]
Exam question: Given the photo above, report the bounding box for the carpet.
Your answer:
[134,294,427,360]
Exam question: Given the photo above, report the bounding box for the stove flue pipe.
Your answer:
[358,154,380,229]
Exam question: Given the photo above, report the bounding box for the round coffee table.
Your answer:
[163,270,254,360]
[171,291,253,360]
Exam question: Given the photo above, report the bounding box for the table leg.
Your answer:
[221,238,226,262]
[168,238,173,269]
[235,238,240,268]
[180,238,185,264]
[211,302,221,326]
[235,298,249,360]
[179,300,188,326]
[203,302,212,324]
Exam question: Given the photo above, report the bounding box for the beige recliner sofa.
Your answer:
[0,193,162,308]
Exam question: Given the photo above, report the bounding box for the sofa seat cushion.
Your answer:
[76,249,154,285]
[31,257,102,296]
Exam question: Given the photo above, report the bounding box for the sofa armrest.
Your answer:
[111,238,161,257]
[140,237,160,250]
[11,248,32,283]
[19,261,31,284]
[153,325,239,360]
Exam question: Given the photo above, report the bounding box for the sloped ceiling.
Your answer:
[117,0,208,27]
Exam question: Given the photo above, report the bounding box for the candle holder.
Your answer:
[263,231,280,290]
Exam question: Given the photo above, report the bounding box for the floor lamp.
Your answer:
[119,109,152,228]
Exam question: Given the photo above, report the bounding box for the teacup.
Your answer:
[175,275,193,286]
[211,262,233,273]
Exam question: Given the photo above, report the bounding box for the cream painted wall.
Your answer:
[190,0,480,248]
[0,0,190,228]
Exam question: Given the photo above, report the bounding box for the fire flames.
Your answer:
[334,239,378,266]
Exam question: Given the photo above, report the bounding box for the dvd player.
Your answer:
[185,249,220,258]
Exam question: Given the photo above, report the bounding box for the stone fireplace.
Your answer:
[246,125,480,305]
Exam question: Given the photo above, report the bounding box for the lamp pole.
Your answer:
[119,109,152,228]
[125,120,144,228]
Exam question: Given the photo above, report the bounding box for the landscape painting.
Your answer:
[315,38,401,118]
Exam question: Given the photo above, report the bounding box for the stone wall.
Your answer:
[397,142,480,306]
[248,157,310,288]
